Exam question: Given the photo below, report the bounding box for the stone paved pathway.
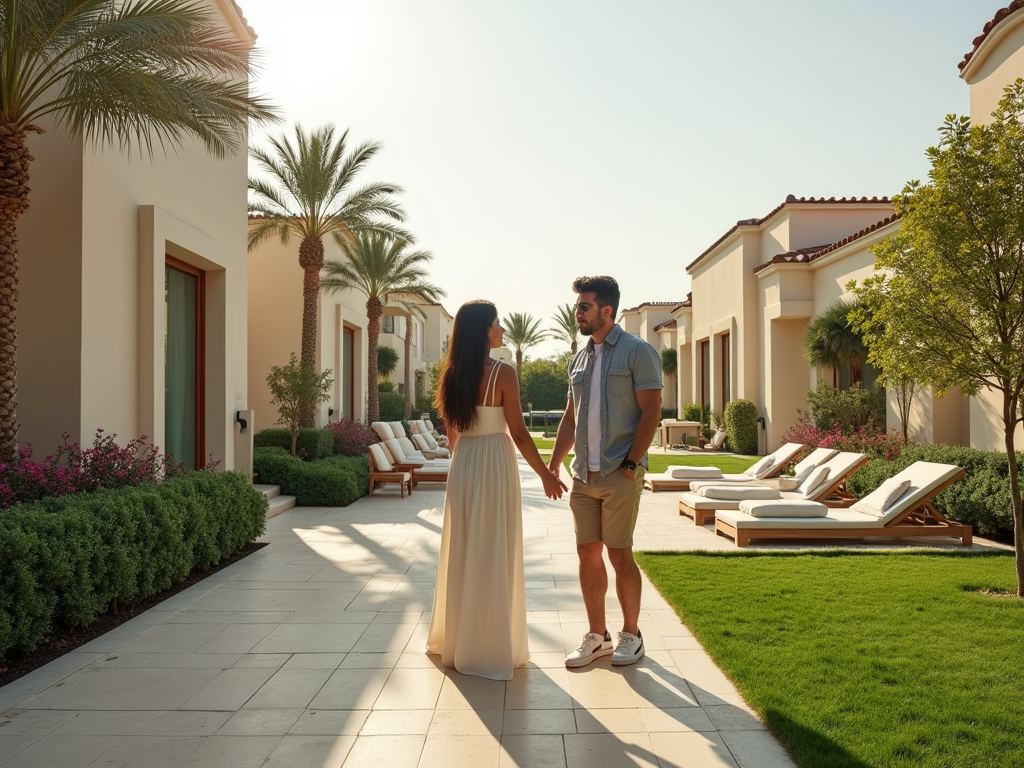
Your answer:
[0,454,1002,767]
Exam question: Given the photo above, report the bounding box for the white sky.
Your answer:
[241,0,994,359]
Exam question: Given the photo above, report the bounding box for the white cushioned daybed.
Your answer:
[678,450,865,526]
[714,461,971,548]
[644,442,804,493]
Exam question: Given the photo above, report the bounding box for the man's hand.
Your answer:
[548,458,561,480]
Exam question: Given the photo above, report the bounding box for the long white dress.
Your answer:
[426,361,528,680]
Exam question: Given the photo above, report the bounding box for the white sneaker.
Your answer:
[565,631,613,668]
[611,630,645,665]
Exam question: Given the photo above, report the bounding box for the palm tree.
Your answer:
[377,345,399,381]
[0,0,278,459]
[503,312,549,374]
[550,303,579,355]
[803,299,867,384]
[321,234,444,423]
[396,303,426,419]
[247,125,410,425]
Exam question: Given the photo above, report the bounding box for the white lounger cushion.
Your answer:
[697,485,779,500]
[389,421,407,439]
[669,466,724,479]
[368,443,393,472]
[797,465,831,497]
[742,455,774,478]
[717,507,880,528]
[737,500,829,518]
[851,477,912,518]
[371,422,395,441]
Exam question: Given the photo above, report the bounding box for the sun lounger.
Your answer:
[380,438,450,470]
[367,444,413,498]
[679,451,866,525]
[643,442,804,492]
[714,461,971,547]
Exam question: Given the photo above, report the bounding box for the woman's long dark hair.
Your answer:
[435,300,497,432]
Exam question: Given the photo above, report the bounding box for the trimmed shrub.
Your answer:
[661,408,678,420]
[328,419,378,456]
[253,448,369,507]
[253,427,334,460]
[681,402,703,422]
[724,399,758,455]
[378,381,396,393]
[0,472,266,659]
[806,381,885,431]
[378,391,406,421]
[845,445,1021,537]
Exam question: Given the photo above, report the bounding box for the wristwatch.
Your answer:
[621,459,637,472]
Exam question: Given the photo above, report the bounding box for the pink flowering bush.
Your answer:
[782,413,906,461]
[327,418,379,456]
[0,430,198,509]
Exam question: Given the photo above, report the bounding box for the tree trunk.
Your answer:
[298,235,324,428]
[404,316,412,419]
[571,339,577,356]
[0,124,33,461]
[1004,390,1024,596]
[515,349,522,375]
[366,296,382,423]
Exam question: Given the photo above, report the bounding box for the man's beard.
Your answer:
[578,314,605,337]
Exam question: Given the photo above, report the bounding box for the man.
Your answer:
[548,276,662,667]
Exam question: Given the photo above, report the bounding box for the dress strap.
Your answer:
[485,360,503,406]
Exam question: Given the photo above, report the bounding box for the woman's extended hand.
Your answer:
[540,468,569,500]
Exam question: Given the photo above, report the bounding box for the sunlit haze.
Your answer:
[242,0,992,359]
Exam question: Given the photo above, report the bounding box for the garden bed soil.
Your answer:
[0,541,268,690]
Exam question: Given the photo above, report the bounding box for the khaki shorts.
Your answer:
[570,467,646,549]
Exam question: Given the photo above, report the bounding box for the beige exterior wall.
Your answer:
[247,234,370,432]
[620,304,677,412]
[17,0,253,470]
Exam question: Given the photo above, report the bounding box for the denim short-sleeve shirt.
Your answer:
[566,324,663,480]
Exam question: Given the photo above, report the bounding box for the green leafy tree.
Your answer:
[247,124,408,425]
[320,234,443,423]
[0,0,279,459]
[519,358,569,411]
[549,304,579,355]
[851,80,1024,595]
[502,312,549,374]
[266,354,333,456]
[377,345,398,381]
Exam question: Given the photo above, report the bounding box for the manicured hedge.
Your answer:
[254,447,369,507]
[253,427,334,460]
[845,444,1023,537]
[0,472,266,660]
[724,399,758,455]
[378,391,406,422]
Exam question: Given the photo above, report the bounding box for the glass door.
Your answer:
[165,257,204,469]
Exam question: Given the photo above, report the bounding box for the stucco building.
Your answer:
[17,0,257,472]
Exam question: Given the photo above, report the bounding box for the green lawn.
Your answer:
[635,550,1024,768]
[531,448,759,476]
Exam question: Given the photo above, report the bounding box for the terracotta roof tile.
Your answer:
[653,319,678,331]
[620,301,686,313]
[959,1,1024,72]
[753,214,902,274]
[687,195,891,272]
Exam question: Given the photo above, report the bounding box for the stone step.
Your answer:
[255,483,280,499]
[267,493,297,518]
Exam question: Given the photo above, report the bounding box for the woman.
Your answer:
[426,301,566,680]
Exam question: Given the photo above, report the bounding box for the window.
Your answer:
[382,316,395,334]
[700,340,710,412]
[342,327,355,419]
[721,333,731,406]
[165,257,205,470]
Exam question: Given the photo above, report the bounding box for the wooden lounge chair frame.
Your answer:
[715,469,971,547]
[646,443,805,493]
[679,453,868,525]
[367,445,413,498]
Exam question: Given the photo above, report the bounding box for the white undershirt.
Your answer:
[587,343,603,471]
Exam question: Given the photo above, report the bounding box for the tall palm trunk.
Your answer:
[366,296,382,423]
[298,235,324,427]
[0,124,33,461]
[515,349,522,374]
[403,319,412,419]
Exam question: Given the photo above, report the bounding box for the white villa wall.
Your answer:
[248,234,369,432]
[17,0,253,470]
[963,8,1024,452]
